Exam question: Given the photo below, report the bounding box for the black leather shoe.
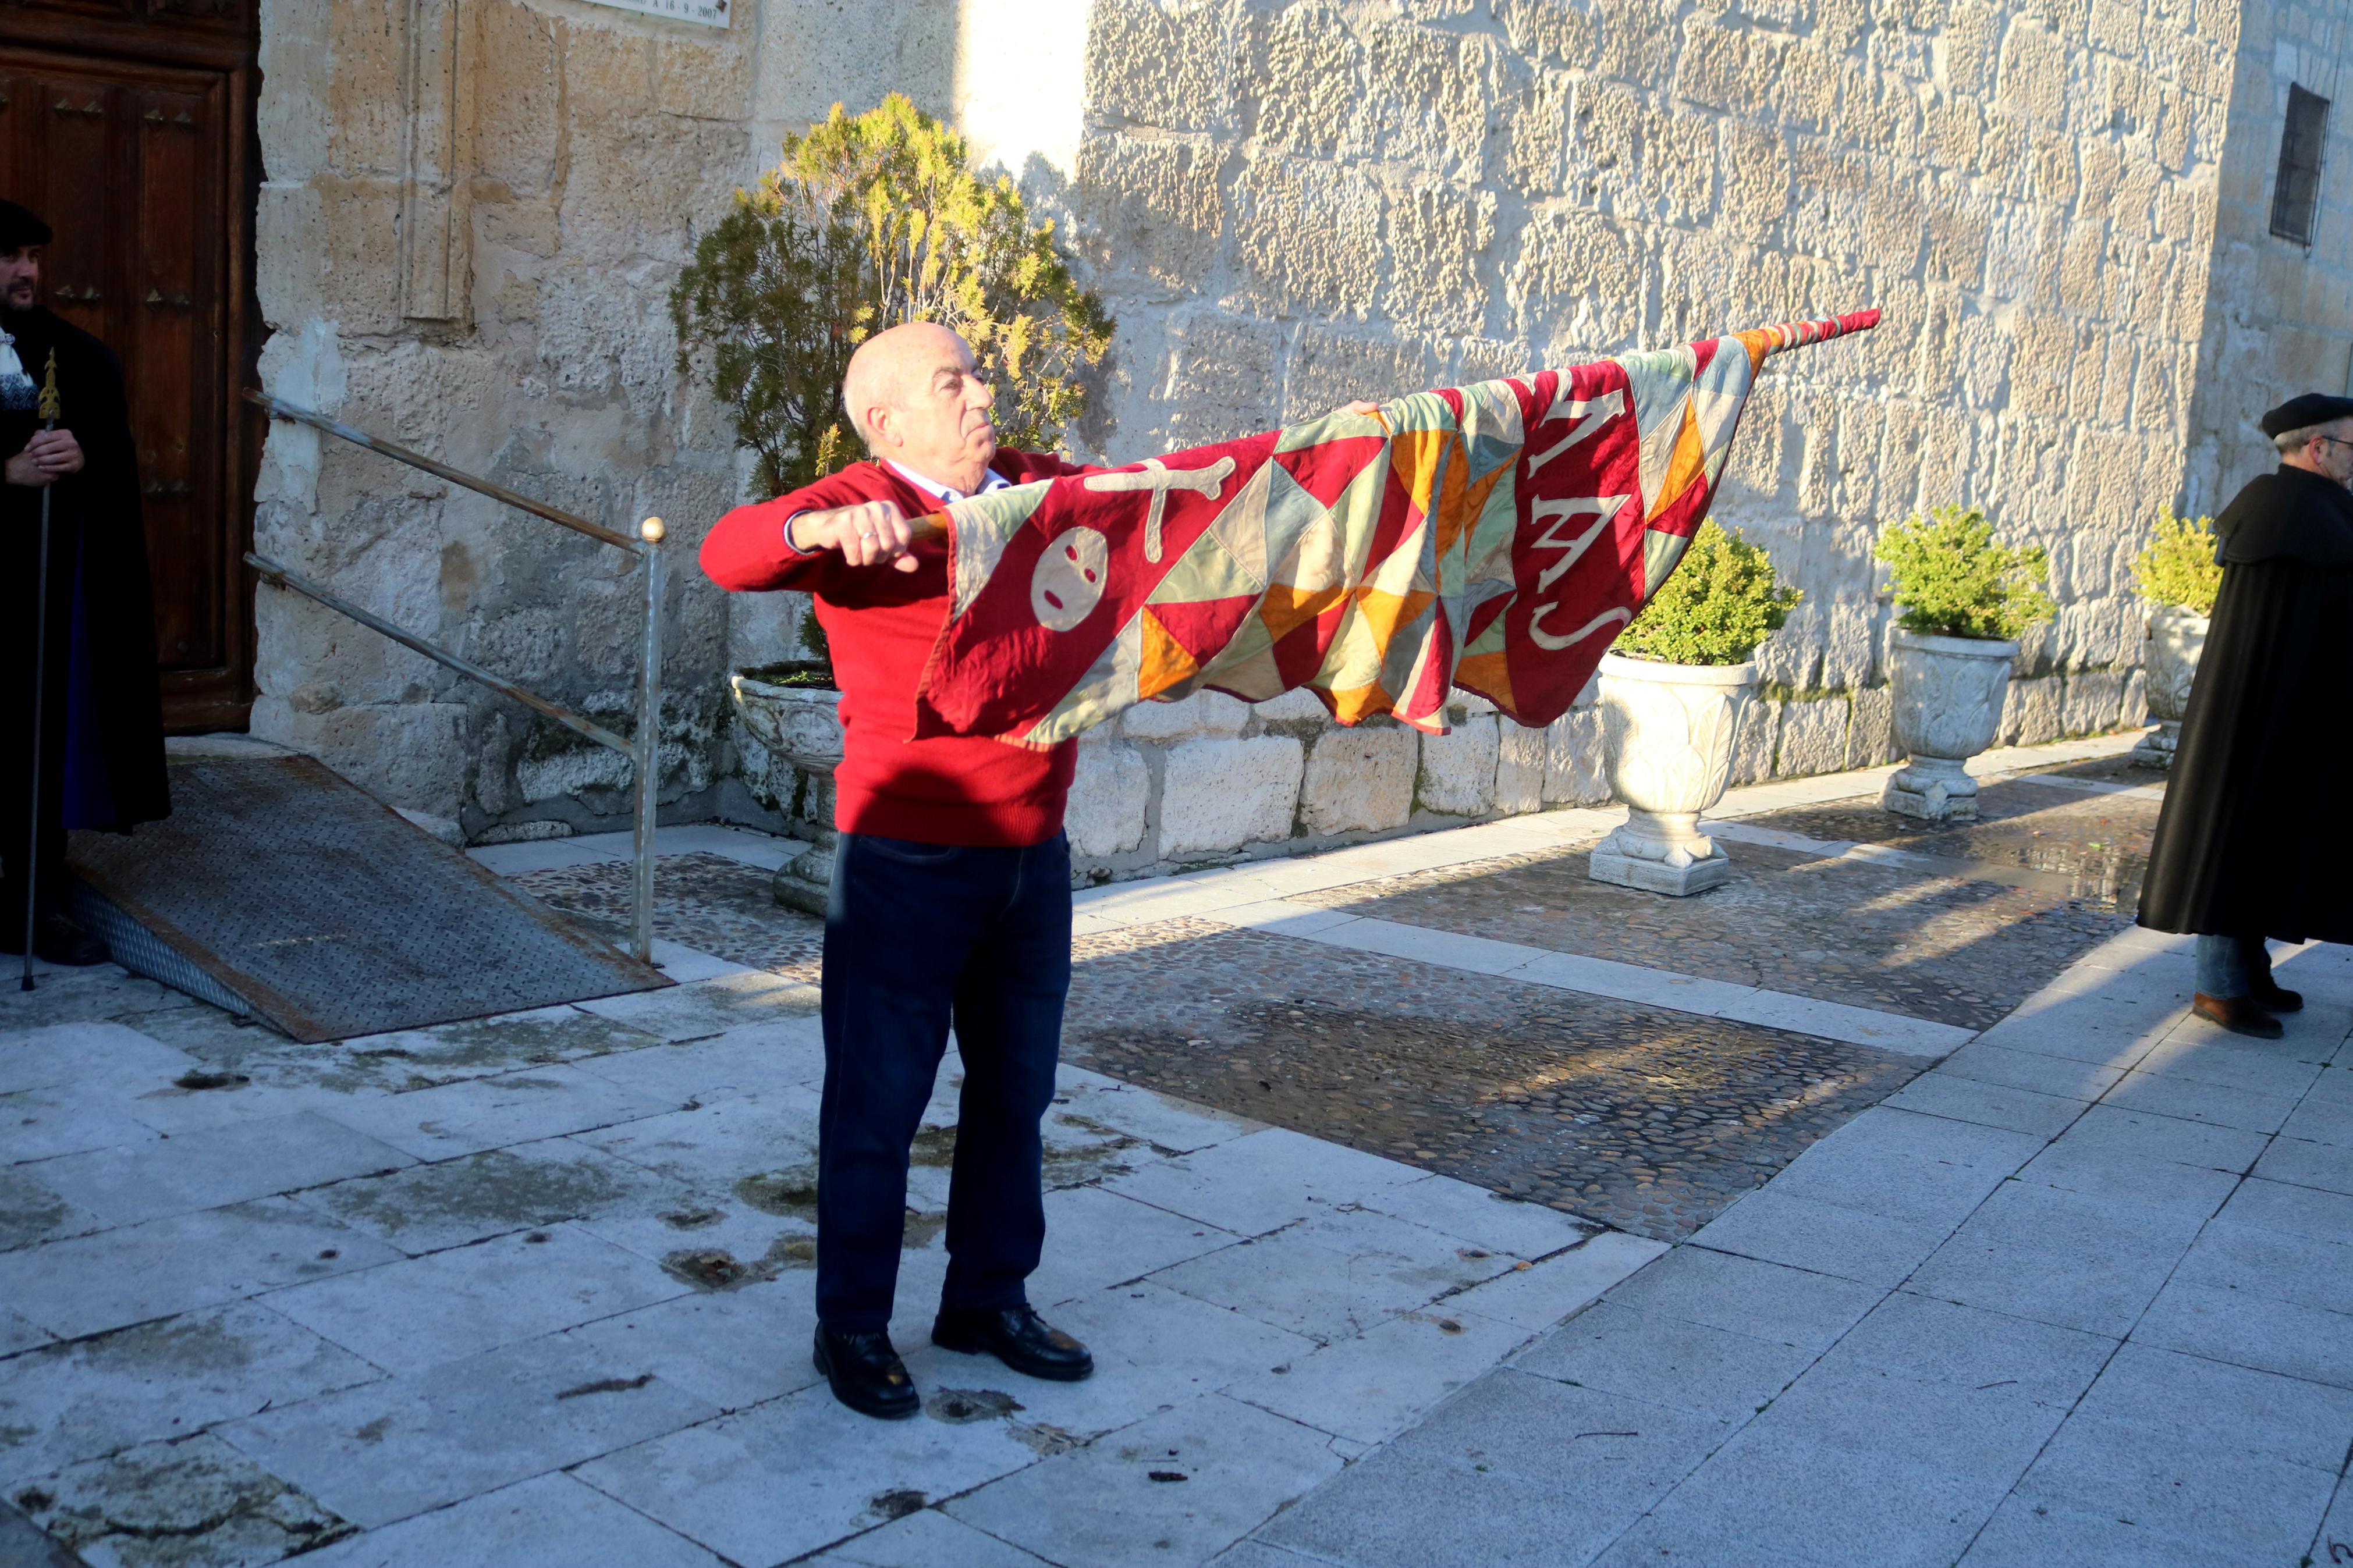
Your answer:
[2192,993,2284,1039]
[932,1303,1094,1382]
[0,913,108,967]
[2252,979,2304,1014]
[813,1325,920,1419]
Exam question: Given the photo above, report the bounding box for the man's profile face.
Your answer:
[885,330,996,475]
[0,246,40,312]
[2310,417,2353,488]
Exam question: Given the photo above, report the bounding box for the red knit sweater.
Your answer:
[700,451,1096,847]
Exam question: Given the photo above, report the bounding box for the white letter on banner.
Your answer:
[1524,388,1626,477]
[1526,493,1630,592]
[1082,456,1237,564]
[1526,603,1631,652]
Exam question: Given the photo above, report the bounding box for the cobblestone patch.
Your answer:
[1063,920,1919,1240]
[2018,753,2164,787]
[514,853,824,983]
[1737,780,2159,910]
[1284,841,2126,1030]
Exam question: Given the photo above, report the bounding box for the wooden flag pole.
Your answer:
[20,351,58,991]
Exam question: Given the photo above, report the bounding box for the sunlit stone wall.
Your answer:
[1025,0,2256,874]
[253,0,2344,872]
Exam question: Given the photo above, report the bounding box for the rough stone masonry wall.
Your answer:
[2179,3,2353,515]
[999,0,2237,876]
[255,0,2238,866]
[250,0,951,838]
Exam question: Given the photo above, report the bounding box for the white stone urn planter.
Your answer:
[1882,630,2020,822]
[1589,653,1756,895]
[730,667,844,916]
[2130,607,2208,770]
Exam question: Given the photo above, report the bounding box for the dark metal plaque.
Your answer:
[68,755,669,1042]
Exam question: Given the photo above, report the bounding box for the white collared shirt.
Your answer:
[885,460,1012,504]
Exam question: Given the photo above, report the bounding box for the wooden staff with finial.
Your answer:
[21,349,58,991]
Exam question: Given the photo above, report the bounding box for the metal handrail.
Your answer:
[242,556,633,755]
[244,390,641,550]
[246,392,666,963]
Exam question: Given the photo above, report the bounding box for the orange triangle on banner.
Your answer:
[1348,585,1434,650]
[1138,607,1203,701]
[1259,582,1352,647]
[1387,426,1454,515]
[1645,400,1708,522]
[1326,681,1397,726]
[1431,451,1509,561]
[1454,650,1514,711]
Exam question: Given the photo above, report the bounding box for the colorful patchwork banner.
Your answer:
[914,310,1878,745]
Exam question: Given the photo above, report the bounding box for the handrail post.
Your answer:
[632,519,667,964]
[247,389,671,973]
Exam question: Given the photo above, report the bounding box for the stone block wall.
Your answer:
[741,0,2187,880]
[249,0,2235,853]
[1065,0,2240,701]
[2180,5,2353,514]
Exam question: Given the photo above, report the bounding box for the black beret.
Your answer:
[0,200,50,251]
[2260,392,2353,438]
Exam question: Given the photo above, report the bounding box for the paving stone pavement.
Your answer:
[5,732,2343,1566]
[1241,929,2353,1568]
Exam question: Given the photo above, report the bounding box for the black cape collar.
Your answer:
[2216,464,2353,567]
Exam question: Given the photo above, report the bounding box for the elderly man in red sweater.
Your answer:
[701,321,1102,1418]
[705,322,1374,1418]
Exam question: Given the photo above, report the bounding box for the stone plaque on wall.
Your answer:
[576,0,730,24]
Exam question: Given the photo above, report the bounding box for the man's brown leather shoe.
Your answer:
[932,1304,1094,1382]
[2192,993,2284,1039]
[813,1325,920,1419]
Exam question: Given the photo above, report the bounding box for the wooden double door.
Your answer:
[1,0,258,732]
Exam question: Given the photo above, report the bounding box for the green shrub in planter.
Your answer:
[2130,509,2221,616]
[1615,519,1801,666]
[1873,504,2054,641]
[738,660,839,691]
[670,93,1114,504]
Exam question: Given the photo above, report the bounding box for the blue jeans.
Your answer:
[815,830,1072,1333]
[2195,934,2272,999]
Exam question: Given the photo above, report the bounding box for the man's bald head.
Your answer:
[840,321,999,494]
[840,322,968,446]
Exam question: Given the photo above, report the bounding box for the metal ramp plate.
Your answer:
[66,755,669,1043]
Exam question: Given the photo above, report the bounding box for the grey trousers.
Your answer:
[2195,934,2272,999]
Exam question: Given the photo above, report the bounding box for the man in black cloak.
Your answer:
[2138,391,2353,1038]
[1,199,169,965]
